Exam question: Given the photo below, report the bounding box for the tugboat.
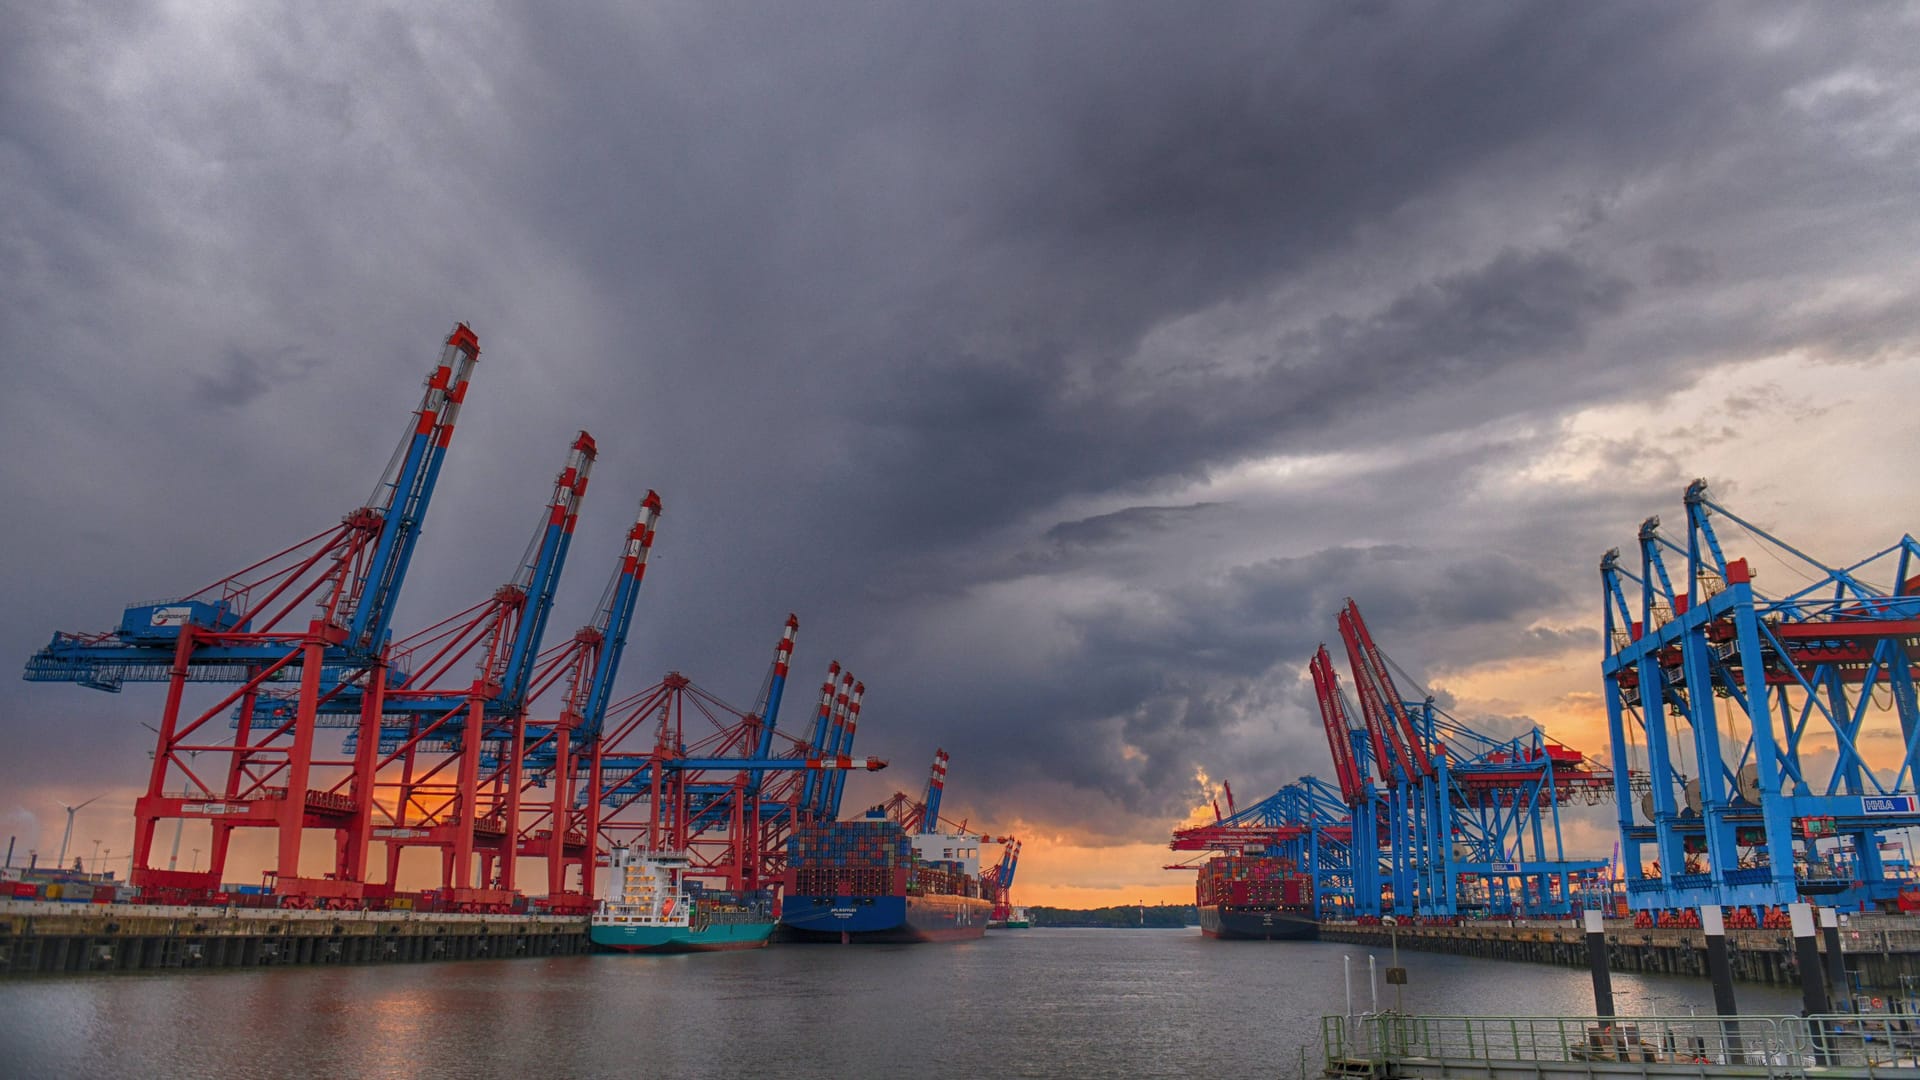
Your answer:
[590,847,775,953]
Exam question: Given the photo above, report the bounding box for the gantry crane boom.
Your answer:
[498,432,597,709]
[810,673,853,820]
[826,680,865,819]
[1310,646,1366,805]
[347,324,482,656]
[25,324,481,691]
[797,663,840,817]
[747,615,800,798]
[919,749,949,834]
[578,491,663,739]
[1339,599,1432,780]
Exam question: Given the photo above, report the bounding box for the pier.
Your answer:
[0,900,589,975]
[1321,917,1920,993]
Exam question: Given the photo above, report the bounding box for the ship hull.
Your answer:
[1197,904,1318,941]
[583,907,771,949]
[779,893,991,943]
[590,918,775,953]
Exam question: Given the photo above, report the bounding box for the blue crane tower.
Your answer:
[21,325,481,901]
[1602,480,1920,914]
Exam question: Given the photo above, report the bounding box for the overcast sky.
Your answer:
[4,3,1917,904]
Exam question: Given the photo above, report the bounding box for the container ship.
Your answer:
[1195,853,1318,941]
[778,809,992,943]
[589,847,776,953]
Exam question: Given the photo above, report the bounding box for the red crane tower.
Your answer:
[513,490,663,913]
[589,656,886,894]
[359,432,596,909]
[22,324,481,904]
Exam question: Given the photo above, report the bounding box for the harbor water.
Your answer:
[0,927,1808,1079]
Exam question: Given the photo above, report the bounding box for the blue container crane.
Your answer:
[1601,479,1920,914]
[1170,777,1356,919]
[1335,599,1607,918]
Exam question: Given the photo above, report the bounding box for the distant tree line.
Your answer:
[1027,904,1196,928]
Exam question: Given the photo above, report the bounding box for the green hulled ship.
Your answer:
[590,847,775,953]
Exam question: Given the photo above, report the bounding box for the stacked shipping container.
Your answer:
[1198,855,1311,909]
[779,811,995,943]
[783,818,981,899]
[786,818,913,899]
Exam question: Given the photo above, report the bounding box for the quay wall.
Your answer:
[0,900,590,975]
[1320,917,1920,993]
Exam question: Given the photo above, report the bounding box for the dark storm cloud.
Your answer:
[856,247,1633,562]
[1042,504,1221,550]
[893,441,1732,837]
[190,346,320,410]
[1649,246,1720,289]
[2,2,1918,857]
[889,521,1605,838]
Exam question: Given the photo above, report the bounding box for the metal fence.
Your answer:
[1323,1013,1920,1077]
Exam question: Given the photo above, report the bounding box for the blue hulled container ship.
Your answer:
[779,810,992,943]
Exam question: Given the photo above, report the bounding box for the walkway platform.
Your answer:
[1323,1012,1920,1079]
[1322,918,1920,991]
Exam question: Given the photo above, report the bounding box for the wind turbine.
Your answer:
[56,795,105,872]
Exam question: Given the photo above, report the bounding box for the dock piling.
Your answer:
[1820,907,1850,1011]
[1701,905,1743,1062]
[1791,902,1832,1064]
[1585,909,1615,1018]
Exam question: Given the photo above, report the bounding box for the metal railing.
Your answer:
[1323,1013,1920,1077]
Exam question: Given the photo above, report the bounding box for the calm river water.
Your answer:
[0,928,1808,1079]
